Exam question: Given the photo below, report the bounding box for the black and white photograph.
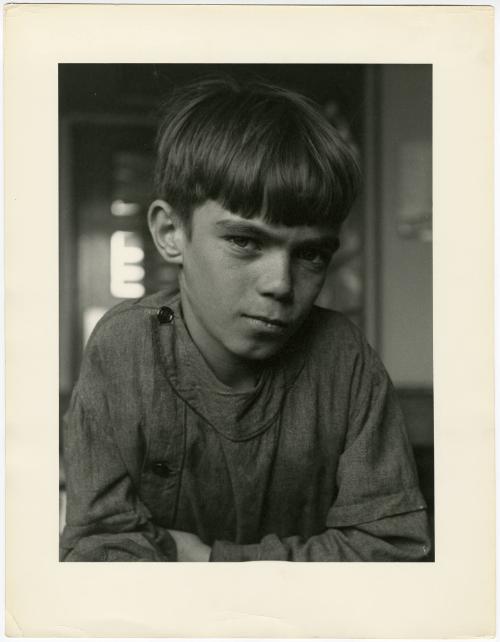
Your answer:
[58,63,434,563]
[6,5,494,637]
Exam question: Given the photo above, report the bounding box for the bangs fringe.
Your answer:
[214,129,359,228]
[155,80,361,228]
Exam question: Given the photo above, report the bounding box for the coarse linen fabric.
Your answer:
[60,291,431,562]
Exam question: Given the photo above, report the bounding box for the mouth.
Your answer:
[242,314,290,332]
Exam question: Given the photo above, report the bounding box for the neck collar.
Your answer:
[138,291,307,441]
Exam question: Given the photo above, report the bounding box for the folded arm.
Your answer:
[60,388,177,563]
[209,508,430,562]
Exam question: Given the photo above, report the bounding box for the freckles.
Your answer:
[225,260,254,285]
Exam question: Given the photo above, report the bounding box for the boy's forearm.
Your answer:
[209,509,431,562]
[60,529,178,562]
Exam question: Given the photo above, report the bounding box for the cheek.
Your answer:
[186,246,223,287]
[187,252,250,309]
[293,269,327,302]
[197,245,236,279]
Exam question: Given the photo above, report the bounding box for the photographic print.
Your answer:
[58,63,434,564]
[6,5,494,637]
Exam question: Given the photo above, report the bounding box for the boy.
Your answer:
[60,78,431,562]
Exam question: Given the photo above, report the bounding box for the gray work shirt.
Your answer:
[60,291,430,562]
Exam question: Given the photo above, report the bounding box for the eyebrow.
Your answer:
[214,220,272,237]
[214,219,339,250]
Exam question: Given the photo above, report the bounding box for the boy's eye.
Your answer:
[227,236,259,251]
[297,247,331,267]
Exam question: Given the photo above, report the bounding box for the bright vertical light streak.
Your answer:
[110,230,145,299]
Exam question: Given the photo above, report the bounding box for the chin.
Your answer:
[235,340,288,362]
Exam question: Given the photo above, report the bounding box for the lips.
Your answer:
[242,314,290,329]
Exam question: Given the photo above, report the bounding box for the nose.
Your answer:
[257,251,293,302]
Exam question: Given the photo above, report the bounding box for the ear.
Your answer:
[147,199,187,265]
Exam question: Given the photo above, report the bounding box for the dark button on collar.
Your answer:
[157,306,174,325]
[151,461,172,478]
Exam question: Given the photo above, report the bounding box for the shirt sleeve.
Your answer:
[60,352,177,563]
[210,338,431,562]
[210,511,430,562]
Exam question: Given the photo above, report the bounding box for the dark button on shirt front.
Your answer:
[157,306,174,325]
[151,461,172,478]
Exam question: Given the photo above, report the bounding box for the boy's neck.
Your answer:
[197,345,262,392]
[179,292,263,392]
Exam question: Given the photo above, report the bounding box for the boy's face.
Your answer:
[176,200,338,368]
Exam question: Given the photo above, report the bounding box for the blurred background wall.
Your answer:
[59,64,433,546]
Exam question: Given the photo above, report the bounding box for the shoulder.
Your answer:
[86,290,179,353]
[303,306,391,392]
[78,290,179,386]
[293,306,387,382]
[304,305,367,358]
